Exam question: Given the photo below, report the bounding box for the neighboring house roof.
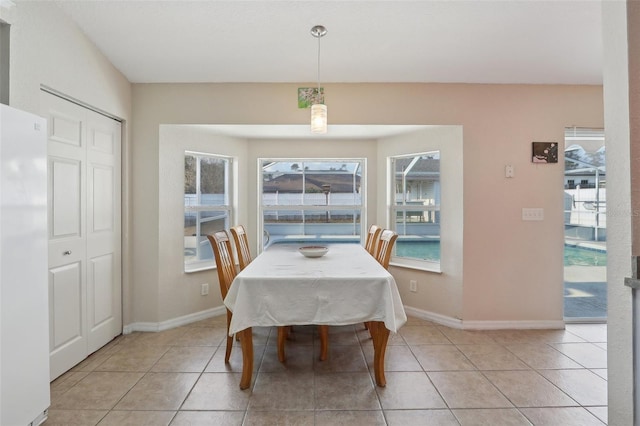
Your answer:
[263,172,361,193]
[565,144,605,170]
[394,157,440,174]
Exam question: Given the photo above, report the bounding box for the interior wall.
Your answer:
[460,86,567,324]
[377,127,464,321]
[9,3,131,116]
[8,2,133,323]
[133,82,602,326]
[158,126,249,321]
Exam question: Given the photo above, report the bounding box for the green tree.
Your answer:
[200,157,225,194]
[185,155,226,195]
[184,155,196,194]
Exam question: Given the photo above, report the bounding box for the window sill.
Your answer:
[389,259,442,274]
[184,262,215,273]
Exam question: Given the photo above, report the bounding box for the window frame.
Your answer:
[258,158,366,252]
[184,151,233,272]
[388,151,442,272]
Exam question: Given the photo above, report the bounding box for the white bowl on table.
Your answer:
[298,245,329,258]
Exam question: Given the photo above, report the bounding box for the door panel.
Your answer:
[48,261,85,378]
[86,113,121,354]
[90,125,115,154]
[45,95,88,380]
[50,158,81,238]
[90,254,114,325]
[43,92,121,380]
[49,111,82,147]
[91,166,114,232]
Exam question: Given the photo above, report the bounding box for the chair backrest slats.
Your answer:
[364,225,382,257]
[376,229,398,269]
[207,231,237,299]
[230,225,252,270]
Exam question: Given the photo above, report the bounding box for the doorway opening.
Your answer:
[563,127,606,322]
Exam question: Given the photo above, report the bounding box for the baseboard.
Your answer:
[404,306,463,329]
[123,306,226,334]
[462,319,566,330]
[123,304,564,334]
[404,306,565,330]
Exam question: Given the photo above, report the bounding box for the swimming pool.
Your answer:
[395,240,441,262]
[395,242,607,266]
[269,238,605,267]
[564,245,607,267]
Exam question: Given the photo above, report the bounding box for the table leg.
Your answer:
[277,327,287,362]
[239,327,253,390]
[318,325,329,361]
[370,321,390,387]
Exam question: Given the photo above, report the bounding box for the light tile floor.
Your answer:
[45,316,607,425]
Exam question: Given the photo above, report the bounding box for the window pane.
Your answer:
[184,211,229,265]
[263,209,361,245]
[261,158,364,247]
[392,152,441,264]
[200,156,227,206]
[262,160,362,206]
[185,152,232,270]
[395,153,440,206]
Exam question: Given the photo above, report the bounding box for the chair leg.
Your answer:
[239,328,253,390]
[225,310,233,363]
[225,334,233,364]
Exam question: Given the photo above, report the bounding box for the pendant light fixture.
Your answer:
[310,25,327,134]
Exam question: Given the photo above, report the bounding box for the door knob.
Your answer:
[63,250,72,255]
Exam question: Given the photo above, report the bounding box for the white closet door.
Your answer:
[43,92,122,380]
[86,113,121,354]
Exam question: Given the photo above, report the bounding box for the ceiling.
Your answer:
[47,0,603,86]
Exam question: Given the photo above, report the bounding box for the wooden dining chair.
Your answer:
[207,231,240,363]
[231,224,286,344]
[365,229,399,334]
[364,225,382,257]
[208,230,303,364]
[375,229,399,269]
[230,225,252,270]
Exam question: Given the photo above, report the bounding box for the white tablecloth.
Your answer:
[224,244,407,335]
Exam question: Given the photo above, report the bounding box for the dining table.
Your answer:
[224,242,407,390]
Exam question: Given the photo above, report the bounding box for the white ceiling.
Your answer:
[47,0,603,85]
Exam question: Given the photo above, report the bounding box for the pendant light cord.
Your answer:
[311,25,326,104]
[317,33,322,104]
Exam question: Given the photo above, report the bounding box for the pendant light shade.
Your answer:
[311,103,327,134]
[310,25,327,134]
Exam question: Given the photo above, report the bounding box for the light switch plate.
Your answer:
[522,208,544,221]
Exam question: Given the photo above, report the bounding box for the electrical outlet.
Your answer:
[409,280,417,292]
[505,164,514,178]
[200,283,209,296]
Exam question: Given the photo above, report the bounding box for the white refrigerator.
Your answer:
[0,104,50,425]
